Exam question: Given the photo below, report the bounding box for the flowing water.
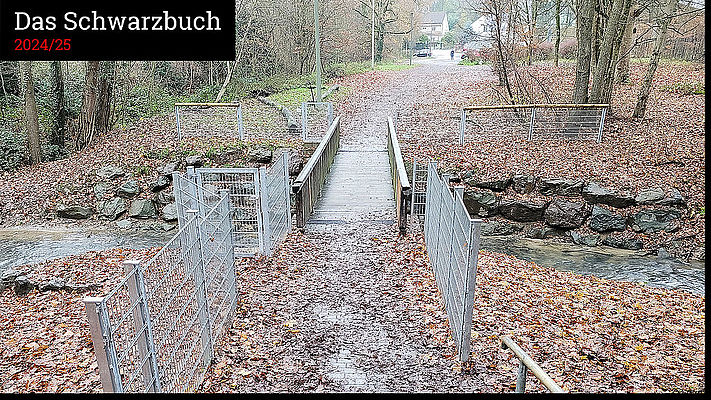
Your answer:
[481,236,705,295]
[0,228,704,296]
[0,228,173,273]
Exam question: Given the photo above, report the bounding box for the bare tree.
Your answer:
[20,61,41,164]
[573,0,595,103]
[633,0,679,118]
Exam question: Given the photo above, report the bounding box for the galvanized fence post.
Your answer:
[528,107,536,141]
[282,152,292,232]
[301,102,308,141]
[597,107,607,143]
[516,361,528,393]
[237,104,245,141]
[84,297,122,392]
[459,109,466,145]
[410,159,417,217]
[175,105,182,141]
[122,260,162,392]
[258,167,272,255]
[187,209,213,367]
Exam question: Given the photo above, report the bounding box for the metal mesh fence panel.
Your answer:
[195,168,262,256]
[460,104,608,143]
[411,159,428,219]
[263,152,292,254]
[175,103,242,140]
[301,102,333,142]
[241,99,294,141]
[423,161,482,362]
[84,194,237,392]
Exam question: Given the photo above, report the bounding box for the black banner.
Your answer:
[0,0,236,60]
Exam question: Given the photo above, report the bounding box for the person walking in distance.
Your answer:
[450,49,455,60]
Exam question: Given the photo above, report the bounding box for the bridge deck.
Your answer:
[306,149,395,227]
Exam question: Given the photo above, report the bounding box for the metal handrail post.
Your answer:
[500,335,566,393]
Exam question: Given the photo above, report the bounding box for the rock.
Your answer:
[116,219,132,229]
[247,146,273,164]
[602,235,644,250]
[570,231,600,247]
[159,162,177,177]
[1,268,20,291]
[156,190,175,205]
[582,182,636,208]
[39,278,66,292]
[162,202,178,222]
[473,177,511,192]
[628,209,680,233]
[287,150,304,176]
[537,178,584,197]
[635,187,665,204]
[658,188,687,207]
[463,189,498,217]
[512,174,536,194]
[589,206,626,232]
[57,204,93,219]
[95,165,124,179]
[480,220,523,236]
[150,176,171,193]
[93,182,111,200]
[117,180,141,198]
[525,226,559,239]
[656,247,671,260]
[185,155,204,168]
[14,275,34,296]
[690,246,705,261]
[544,198,590,229]
[96,197,127,221]
[128,199,157,219]
[160,222,177,231]
[498,199,548,222]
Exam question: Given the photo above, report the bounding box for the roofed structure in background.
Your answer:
[420,11,449,49]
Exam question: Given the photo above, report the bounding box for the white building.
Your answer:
[420,11,449,48]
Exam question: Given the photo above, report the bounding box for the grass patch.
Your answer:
[458,58,486,66]
[661,81,705,95]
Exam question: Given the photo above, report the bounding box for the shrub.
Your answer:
[559,39,577,59]
[533,41,554,61]
[0,129,28,172]
[662,81,705,95]
[42,144,67,162]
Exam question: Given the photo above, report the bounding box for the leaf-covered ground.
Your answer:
[0,102,302,228]
[330,60,705,256]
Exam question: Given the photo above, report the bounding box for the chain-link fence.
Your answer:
[423,161,482,362]
[301,101,333,142]
[84,191,237,392]
[460,104,608,143]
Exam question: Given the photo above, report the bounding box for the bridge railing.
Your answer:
[386,116,411,234]
[500,335,566,393]
[460,104,608,143]
[424,161,482,361]
[293,116,341,228]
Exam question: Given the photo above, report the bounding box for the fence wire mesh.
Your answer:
[423,161,482,362]
[263,152,292,254]
[175,103,242,141]
[411,159,428,219]
[460,104,608,143]
[241,99,296,141]
[301,101,334,142]
[84,193,237,392]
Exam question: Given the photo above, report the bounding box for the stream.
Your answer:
[0,228,704,296]
[481,236,705,295]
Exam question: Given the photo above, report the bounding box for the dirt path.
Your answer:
[201,63,488,392]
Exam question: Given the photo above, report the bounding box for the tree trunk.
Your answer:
[95,62,115,134]
[76,61,99,150]
[589,0,627,102]
[20,61,41,164]
[554,0,561,67]
[50,61,68,149]
[573,0,595,103]
[633,0,678,118]
[615,3,637,83]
